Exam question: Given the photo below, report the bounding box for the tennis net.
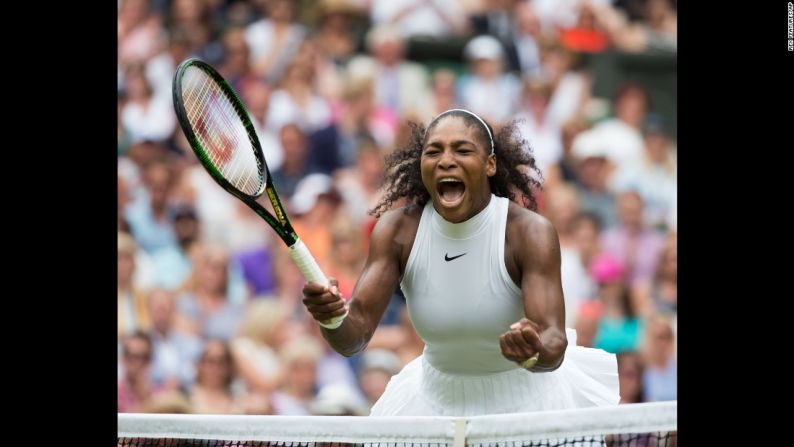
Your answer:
[118,400,676,447]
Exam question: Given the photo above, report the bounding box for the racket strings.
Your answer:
[207,82,252,188]
[191,73,253,190]
[182,67,263,196]
[186,72,239,172]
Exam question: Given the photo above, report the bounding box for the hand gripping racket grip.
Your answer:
[289,239,347,329]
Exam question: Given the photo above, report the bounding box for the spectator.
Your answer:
[118,331,163,412]
[600,190,666,287]
[146,288,203,391]
[641,315,677,402]
[189,339,243,414]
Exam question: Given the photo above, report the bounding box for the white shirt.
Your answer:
[459,74,521,125]
[371,0,464,39]
[515,111,563,175]
[121,96,176,142]
[266,89,331,134]
[244,20,306,81]
[401,196,524,375]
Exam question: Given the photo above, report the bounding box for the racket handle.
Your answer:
[289,239,347,329]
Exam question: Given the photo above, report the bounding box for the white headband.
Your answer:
[428,108,495,154]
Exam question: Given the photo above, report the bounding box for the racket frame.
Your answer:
[172,58,296,247]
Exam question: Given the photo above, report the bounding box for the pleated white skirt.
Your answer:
[370,329,620,416]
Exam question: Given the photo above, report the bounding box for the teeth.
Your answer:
[439,178,461,183]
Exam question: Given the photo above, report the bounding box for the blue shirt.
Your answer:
[594,317,644,354]
[643,360,677,402]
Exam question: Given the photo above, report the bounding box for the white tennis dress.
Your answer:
[370,195,620,416]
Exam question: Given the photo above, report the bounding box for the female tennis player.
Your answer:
[302,109,619,415]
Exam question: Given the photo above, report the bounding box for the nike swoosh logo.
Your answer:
[445,253,467,262]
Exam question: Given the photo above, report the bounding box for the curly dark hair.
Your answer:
[369,111,544,217]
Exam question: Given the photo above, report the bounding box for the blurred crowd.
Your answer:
[118,0,677,415]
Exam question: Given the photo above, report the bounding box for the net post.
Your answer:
[453,418,467,447]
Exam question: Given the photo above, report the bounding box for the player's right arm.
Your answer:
[302,207,413,357]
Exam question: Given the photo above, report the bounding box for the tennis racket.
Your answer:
[172,58,346,329]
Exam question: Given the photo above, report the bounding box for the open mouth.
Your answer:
[436,178,466,207]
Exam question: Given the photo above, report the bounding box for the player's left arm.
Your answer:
[499,212,568,372]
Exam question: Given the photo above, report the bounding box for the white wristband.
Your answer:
[318,311,348,330]
[519,353,540,369]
